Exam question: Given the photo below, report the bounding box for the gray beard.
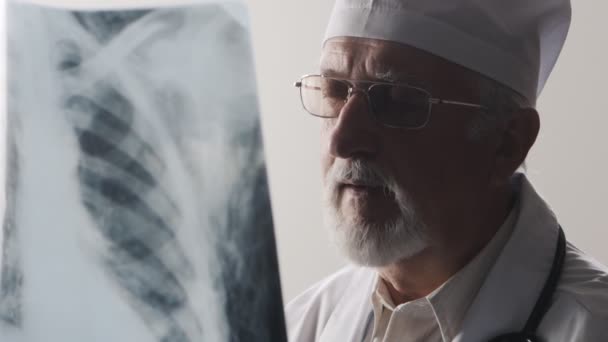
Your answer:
[322,160,429,267]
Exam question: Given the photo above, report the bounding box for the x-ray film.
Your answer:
[0,1,287,341]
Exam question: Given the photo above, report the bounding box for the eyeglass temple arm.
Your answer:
[430,98,486,109]
[294,81,323,91]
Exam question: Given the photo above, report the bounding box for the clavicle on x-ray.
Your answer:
[0,1,287,341]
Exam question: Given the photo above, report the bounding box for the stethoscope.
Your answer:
[361,227,566,342]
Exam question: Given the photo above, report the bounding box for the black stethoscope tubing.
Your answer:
[361,227,566,342]
[488,227,566,342]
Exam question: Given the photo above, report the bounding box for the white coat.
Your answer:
[286,175,608,341]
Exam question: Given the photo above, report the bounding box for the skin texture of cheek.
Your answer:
[377,110,491,231]
[320,125,333,185]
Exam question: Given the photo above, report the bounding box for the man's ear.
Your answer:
[491,108,540,185]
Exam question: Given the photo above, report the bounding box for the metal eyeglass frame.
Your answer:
[294,74,488,129]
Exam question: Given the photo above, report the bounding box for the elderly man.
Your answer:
[286,0,608,341]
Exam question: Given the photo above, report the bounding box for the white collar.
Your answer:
[370,194,519,341]
[454,174,561,341]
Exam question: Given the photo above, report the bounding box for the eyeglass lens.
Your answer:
[299,75,431,128]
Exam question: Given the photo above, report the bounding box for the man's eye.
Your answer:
[390,87,428,105]
[322,82,347,99]
[369,86,392,110]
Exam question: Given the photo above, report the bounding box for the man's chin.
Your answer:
[339,202,402,227]
[325,212,429,267]
[339,216,395,233]
[340,237,429,267]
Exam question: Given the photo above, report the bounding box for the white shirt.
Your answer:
[286,174,608,342]
[365,202,517,342]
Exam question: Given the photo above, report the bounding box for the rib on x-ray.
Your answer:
[0,1,287,341]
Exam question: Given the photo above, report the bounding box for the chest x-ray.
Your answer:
[0,1,286,341]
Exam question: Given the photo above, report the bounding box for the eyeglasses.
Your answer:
[294,74,487,129]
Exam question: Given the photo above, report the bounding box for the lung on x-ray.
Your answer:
[0,1,287,341]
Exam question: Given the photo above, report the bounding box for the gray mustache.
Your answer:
[330,160,389,187]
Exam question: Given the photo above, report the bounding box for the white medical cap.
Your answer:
[324,0,572,103]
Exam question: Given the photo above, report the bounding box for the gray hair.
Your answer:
[466,77,532,141]
[467,77,533,172]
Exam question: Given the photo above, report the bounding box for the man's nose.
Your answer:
[327,91,379,159]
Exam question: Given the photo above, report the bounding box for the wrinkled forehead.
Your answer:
[320,37,481,97]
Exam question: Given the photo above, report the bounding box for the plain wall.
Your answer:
[0,0,606,306]
[246,0,608,303]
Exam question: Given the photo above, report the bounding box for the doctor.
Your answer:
[286,0,608,341]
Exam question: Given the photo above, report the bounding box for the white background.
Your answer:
[0,0,606,306]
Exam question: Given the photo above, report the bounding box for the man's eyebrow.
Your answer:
[375,70,419,83]
[318,67,426,86]
[375,70,399,82]
[319,67,343,77]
